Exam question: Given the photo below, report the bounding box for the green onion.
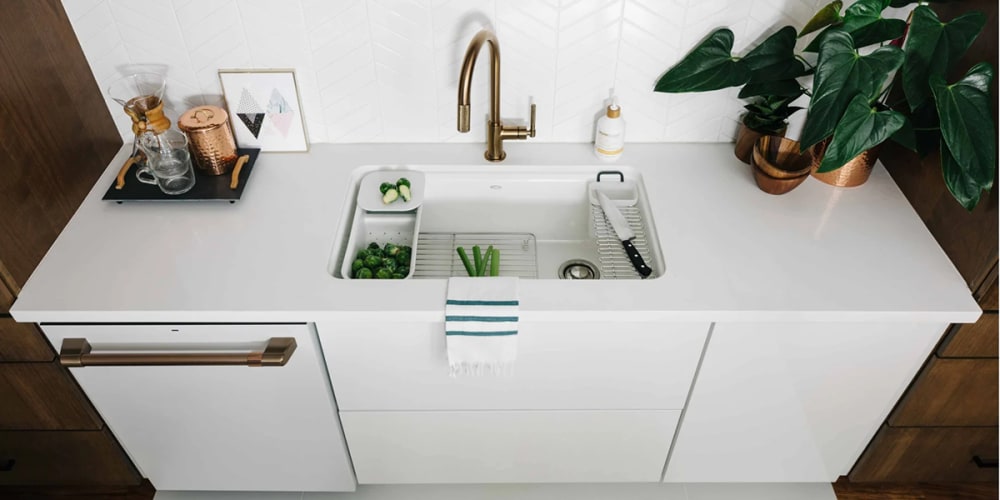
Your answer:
[456,247,475,277]
[473,245,484,276]
[490,248,500,276]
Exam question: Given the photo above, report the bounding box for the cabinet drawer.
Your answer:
[0,361,102,430]
[0,319,53,362]
[850,425,998,482]
[319,320,709,411]
[938,313,998,358]
[341,410,679,484]
[0,429,140,486]
[888,356,998,426]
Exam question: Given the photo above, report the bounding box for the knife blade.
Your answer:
[597,191,652,278]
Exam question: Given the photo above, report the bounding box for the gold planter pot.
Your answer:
[810,139,880,187]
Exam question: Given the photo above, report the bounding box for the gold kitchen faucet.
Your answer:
[457,29,536,162]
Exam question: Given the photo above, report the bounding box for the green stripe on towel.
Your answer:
[446,299,520,306]
[446,330,518,337]
[445,315,518,322]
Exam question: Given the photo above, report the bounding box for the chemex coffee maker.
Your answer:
[107,73,247,195]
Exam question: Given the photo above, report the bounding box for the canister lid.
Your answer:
[178,105,229,131]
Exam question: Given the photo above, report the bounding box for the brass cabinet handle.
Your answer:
[60,337,296,367]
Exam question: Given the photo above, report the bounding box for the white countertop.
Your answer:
[11,142,979,323]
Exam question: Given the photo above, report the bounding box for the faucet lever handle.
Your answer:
[528,103,536,138]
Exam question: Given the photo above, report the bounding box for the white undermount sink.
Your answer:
[331,165,664,280]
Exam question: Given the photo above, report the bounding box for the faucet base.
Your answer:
[485,150,506,162]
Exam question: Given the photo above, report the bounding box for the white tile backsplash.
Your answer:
[62,0,832,144]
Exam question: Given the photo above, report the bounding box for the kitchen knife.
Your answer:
[597,191,652,278]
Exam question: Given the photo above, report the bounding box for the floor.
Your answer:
[2,481,996,499]
[153,483,837,500]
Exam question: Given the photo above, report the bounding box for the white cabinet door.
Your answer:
[318,320,709,410]
[41,324,356,492]
[341,410,680,484]
[664,322,947,482]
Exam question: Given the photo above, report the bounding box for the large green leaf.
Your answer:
[841,0,906,47]
[743,26,806,83]
[817,94,905,172]
[931,62,996,192]
[654,29,751,92]
[800,1,843,38]
[902,5,985,110]
[800,30,904,149]
[941,139,984,210]
[804,0,904,51]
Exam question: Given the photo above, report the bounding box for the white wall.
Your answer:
[63,0,834,144]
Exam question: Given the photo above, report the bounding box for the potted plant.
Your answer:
[655,26,808,164]
[655,0,996,210]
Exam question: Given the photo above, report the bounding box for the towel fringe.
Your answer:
[449,361,513,378]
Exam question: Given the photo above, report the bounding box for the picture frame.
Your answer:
[218,69,308,152]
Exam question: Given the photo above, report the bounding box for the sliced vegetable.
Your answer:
[381,188,399,204]
[457,246,475,276]
[397,178,412,202]
[378,182,395,194]
[490,248,500,277]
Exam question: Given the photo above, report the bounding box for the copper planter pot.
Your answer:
[735,123,786,164]
[810,139,880,187]
[750,135,812,195]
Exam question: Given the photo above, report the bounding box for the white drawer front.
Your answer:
[318,321,709,411]
[341,410,679,484]
[41,324,356,492]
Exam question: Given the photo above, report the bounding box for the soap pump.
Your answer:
[594,96,625,161]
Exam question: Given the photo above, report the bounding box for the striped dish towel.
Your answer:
[445,276,519,376]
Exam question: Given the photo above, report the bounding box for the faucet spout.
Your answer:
[456,28,536,162]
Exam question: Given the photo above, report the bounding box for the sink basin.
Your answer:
[331,165,663,280]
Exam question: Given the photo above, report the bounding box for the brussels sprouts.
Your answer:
[355,267,373,279]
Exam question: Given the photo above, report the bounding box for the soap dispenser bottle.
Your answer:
[594,97,625,161]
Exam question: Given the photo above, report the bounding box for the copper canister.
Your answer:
[178,105,238,175]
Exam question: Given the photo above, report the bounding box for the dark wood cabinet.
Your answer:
[888,356,998,427]
[0,429,140,487]
[938,312,999,359]
[850,0,999,485]
[0,0,143,495]
[851,425,998,483]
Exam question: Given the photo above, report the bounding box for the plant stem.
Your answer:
[795,55,815,70]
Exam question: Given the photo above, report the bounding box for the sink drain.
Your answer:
[558,259,600,280]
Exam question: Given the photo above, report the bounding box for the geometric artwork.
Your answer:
[218,69,308,151]
[237,88,265,138]
[266,88,294,138]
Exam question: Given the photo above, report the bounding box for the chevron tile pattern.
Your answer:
[64,0,869,144]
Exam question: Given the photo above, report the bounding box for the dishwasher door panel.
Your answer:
[41,323,356,492]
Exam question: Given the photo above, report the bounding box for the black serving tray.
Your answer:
[103,148,261,203]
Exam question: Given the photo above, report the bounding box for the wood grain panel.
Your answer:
[0,318,53,362]
[0,362,101,430]
[834,476,999,499]
[850,425,998,483]
[938,313,999,358]
[0,429,140,486]
[0,0,122,289]
[889,357,998,427]
[881,0,998,294]
[975,264,998,310]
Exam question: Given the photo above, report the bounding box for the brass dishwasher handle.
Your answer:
[59,337,296,367]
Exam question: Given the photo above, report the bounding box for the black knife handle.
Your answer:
[621,240,652,278]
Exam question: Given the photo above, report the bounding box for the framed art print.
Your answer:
[219,69,308,152]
